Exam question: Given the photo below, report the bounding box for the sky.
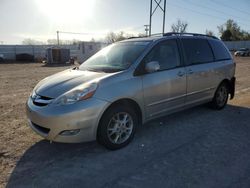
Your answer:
[0,0,250,44]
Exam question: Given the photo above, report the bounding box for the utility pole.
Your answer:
[144,25,150,36]
[162,0,167,34]
[149,0,153,36]
[149,0,167,36]
[57,31,59,46]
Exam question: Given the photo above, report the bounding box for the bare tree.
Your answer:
[205,30,214,36]
[47,39,58,45]
[105,32,118,43]
[47,39,80,45]
[171,19,188,33]
[22,38,44,45]
[105,31,135,43]
[137,33,147,37]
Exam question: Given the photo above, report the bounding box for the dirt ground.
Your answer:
[0,57,250,187]
[0,63,74,187]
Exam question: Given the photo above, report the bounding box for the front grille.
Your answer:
[32,94,53,107]
[39,95,53,100]
[33,101,48,106]
[32,122,50,134]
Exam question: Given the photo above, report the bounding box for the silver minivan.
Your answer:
[26,33,236,150]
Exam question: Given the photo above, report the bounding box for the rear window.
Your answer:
[182,38,214,65]
[208,40,231,61]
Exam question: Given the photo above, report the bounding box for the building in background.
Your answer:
[76,41,107,62]
[0,41,107,63]
[223,41,250,51]
[46,48,70,64]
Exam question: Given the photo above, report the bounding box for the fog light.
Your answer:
[60,129,80,136]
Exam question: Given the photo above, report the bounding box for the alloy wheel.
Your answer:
[107,112,133,144]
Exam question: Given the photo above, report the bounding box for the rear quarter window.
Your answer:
[208,39,232,61]
[182,38,214,65]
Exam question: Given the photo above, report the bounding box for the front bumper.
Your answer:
[26,97,109,143]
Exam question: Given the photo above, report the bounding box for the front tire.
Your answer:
[211,82,229,110]
[97,105,138,150]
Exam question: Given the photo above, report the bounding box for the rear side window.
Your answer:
[182,38,214,65]
[208,39,232,61]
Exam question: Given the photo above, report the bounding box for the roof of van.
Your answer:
[122,32,219,43]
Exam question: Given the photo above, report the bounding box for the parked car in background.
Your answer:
[234,48,250,56]
[26,32,236,150]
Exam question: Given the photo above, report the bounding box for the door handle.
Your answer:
[177,71,185,77]
[188,69,193,74]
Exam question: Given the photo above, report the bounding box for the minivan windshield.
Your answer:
[79,41,150,73]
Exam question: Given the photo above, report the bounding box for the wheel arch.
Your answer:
[217,78,235,99]
[96,98,143,139]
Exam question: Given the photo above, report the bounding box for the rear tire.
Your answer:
[211,82,229,110]
[97,105,138,150]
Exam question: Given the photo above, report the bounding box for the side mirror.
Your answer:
[145,61,160,73]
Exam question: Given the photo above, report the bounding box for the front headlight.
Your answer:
[52,83,98,105]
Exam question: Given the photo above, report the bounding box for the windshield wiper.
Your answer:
[80,67,124,73]
[82,68,105,73]
[98,68,124,73]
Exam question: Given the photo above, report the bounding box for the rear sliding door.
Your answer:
[181,38,218,105]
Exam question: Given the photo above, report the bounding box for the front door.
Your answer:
[141,39,186,119]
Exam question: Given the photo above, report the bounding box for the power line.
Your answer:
[56,26,145,45]
[168,3,228,21]
[57,31,98,35]
[56,31,105,46]
[168,2,250,29]
[129,25,145,31]
[181,0,250,24]
[210,0,250,16]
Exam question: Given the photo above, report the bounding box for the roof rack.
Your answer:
[149,33,163,37]
[127,33,163,40]
[127,36,144,39]
[163,32,219,39]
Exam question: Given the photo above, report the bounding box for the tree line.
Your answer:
[170,19,250,41]
[22,19,250,45]
[218,19,250,41]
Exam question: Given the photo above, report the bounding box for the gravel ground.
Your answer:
[0,57,250,188]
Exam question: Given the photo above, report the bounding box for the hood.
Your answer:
[35,69,111,98]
